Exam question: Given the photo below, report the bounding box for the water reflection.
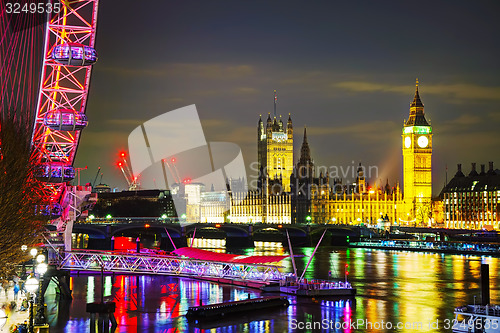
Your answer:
[44,246,500,333]
[191,238,226,250]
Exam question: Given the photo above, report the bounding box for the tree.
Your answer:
[0,111,45,278]
[415,201,432,226]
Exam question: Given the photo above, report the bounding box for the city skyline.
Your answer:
[74,1,500,194]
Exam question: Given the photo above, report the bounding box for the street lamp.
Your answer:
[35,259,48,326]
[21,245,28,278]
[30,249,37,274]
[25,276,38,333]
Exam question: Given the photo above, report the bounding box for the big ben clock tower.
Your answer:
[402,79,433,224]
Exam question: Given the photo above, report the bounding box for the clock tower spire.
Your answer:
[402,79,433,224]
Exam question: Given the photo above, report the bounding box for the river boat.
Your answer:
[453,304,500,333]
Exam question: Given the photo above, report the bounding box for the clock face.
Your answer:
[404,136,411,148]
[417,136,429,148]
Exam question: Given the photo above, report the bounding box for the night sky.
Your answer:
[74,0,500,194]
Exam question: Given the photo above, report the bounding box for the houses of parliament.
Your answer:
[198,82,436,226]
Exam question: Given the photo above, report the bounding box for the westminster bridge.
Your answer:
[46,218,492,250]
[54,218,368,249]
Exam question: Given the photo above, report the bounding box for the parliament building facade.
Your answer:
[197,83,440,226]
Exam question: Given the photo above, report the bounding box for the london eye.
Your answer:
[1,0,100,241]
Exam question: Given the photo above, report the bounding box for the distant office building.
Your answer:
[441,162,499,230]
[93,183,111,193]
[184,183,205,223]
[90,189,176,218]
[200,191,229,223]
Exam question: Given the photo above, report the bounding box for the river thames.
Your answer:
[44,245,500,332]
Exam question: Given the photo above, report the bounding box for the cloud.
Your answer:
[446,114,482,126]
[439,114,484,134]
[233,87,260,95]
[201,118,233,129]
[488,111,500,121]
[308,120,400,140]
[106,118,144,126]
[80,130,129,147]
[335,81,411,94]
[100,63,255,80]
[334,81,500,101]
[280,71,327,86]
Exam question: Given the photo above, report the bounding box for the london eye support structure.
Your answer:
[1,1,100,250]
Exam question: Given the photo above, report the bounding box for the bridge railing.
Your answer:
[57,250,286,283]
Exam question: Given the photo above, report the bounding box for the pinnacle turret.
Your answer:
[296,126,313,178]
[410,78,424,108]
[405,78,429,126]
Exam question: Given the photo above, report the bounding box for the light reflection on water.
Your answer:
[45,245,500,333]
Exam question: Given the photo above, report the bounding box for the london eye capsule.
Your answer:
[44,109,88,131]
[38,203,63,219]
[35,162,75,183]
[51,43,97,66]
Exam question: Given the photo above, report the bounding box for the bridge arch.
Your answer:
[112,224,182,238]
[72,225,107,239]
[220,225,249,238]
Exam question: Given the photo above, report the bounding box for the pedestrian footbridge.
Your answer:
[56,250,287,286]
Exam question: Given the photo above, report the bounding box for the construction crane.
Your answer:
[117,151,139,190]
[74,166,88,186]
[92,167,101,187]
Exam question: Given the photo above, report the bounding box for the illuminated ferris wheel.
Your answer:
[0,0,99,247]
[31,0,100,234]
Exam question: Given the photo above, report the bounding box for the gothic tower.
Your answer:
[402,79,433,224]
[296,127,314,179]
[257,90,293,192]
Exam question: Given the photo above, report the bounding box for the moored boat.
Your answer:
[262,278,356,296]
[453,263,500,333]
[186,296,289,320]
[262,229,356,297]
[453,304,500,333]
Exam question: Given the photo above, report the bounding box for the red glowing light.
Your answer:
[346,271,349,275]
[119,151,126,158]
[278,224,283,228]
[113,237,136,251]
[215,224,221,228]
[145,224,150,228]
[117,162,123,167]
[345,264,349,268]
[171,157,176,163]
[183,178,192,184]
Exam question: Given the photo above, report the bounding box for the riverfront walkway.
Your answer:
[0,288,29,332]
